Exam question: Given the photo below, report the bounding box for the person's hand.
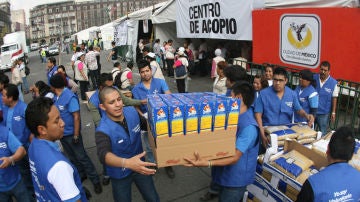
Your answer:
[72,135,80,144]
[306,114,315,127]
[0,157,12,168]
[183,152,207,167]
[331,113,336,122]
[126,152,157,175]
[140,99,147,105]
[261,134,270,149]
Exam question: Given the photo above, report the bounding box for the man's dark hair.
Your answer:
[99,73,113,89]
[25,97,54,137]
[137,59,150,71]
[0,73,9,86]
[142,46,150,53]
[320,61,331,70]
[50,74,66,88]
[168,39,173,43]
[273,67,288,79]
[155,39,160,43]
[88,45,93,51]
[99,86,119,104]
[328,126,355,161]
[111,41,116,46]
[4,84,19,101]
[223,65,248,83]
[113,62,120,68]
[75,47,81,52]
[48,57,56,65]
[127,61,134,69]
[254,74,269,89]
[231,81,255,108]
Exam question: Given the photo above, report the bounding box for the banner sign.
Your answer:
[115,21,128,46]
[280,14,321,68]
[176,0,253,40]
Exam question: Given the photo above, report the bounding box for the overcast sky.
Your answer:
[10,0,67,24]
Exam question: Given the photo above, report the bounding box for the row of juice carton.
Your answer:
[147,92,241,138]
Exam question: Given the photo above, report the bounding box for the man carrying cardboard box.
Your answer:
[296,126,360,201]
[132,59,176,179]
[95,86,159,202]
[184,81,260,202]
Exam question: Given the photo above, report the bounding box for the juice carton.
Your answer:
[213,97,227,130]
[163,99,185,136]
[179,97,199,134]
[226,97,241,127]
[198,98,215,132]
[147,99,169,137]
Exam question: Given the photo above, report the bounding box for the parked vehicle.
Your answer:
[30,43,39,51]
[47,44,59,56]
[0,31,29,70]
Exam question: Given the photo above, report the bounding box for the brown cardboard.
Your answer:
[148,125,236,167]
[283,140,328,169]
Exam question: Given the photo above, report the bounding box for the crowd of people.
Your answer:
[0,37,359,202]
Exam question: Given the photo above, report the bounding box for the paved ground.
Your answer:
[22,50,218,202]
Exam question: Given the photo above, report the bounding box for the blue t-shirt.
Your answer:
[132,78,169,113]
[68,97,80,113]
[236,125,258,153]
[5,108,14,131]
[0,131,22,191]
[254,86,302,126]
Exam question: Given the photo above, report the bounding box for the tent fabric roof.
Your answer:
[151,0,176,24]
[114,1,167,23]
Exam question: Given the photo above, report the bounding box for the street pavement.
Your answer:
[21,50,218,202]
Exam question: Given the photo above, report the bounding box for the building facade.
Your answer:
[0,0,11,45]
[11,9,26,32]
[29,0,162,45]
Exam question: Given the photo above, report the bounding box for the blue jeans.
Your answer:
[16,154,35,201]
[219,185,246,202]
[60,135,100,185]
[111,172,159,202]
[0,178,30,202]
[17,84,24,101]
[22,77,30,92]
[141,131,155,163]
[316,114,330,136]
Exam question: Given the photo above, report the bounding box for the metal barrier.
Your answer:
[331,80,360,136]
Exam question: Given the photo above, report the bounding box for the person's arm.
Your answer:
[255,112,269,147]
[331,97,337,122]
[72,111,81,137]
[120,91,142,106]
[296,109,314,126]
[48,161,82,202]
[296,180,314,202]
[89,102,101,127]
[77,63,88,81]
[0,132,26,168]
[107,50,114,61]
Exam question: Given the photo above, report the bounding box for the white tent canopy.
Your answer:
[73,26,99,44]
[100,22,115,50]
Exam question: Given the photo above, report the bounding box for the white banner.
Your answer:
[176,0,253,40]
[115,21,128,46]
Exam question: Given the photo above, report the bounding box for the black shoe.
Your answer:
[165,166,175,179]
[83,186,92,200]
[94,183,102,194]
[102,176,110,186]
[81,176,87,182]
[200,192,217,201]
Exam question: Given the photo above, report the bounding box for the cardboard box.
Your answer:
[246,173,293,202]
[262,140,328,192]
[147,125,236,167]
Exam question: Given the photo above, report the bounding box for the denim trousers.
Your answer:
[17,84,24,101]
[316,114,330,136]
[16,154,35,201]
[218,185,246,202]
[60,135,100,185]
[111,172,159,202]
[0,179,31,202]
[140,131,155,163]
[22,77,30,92]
